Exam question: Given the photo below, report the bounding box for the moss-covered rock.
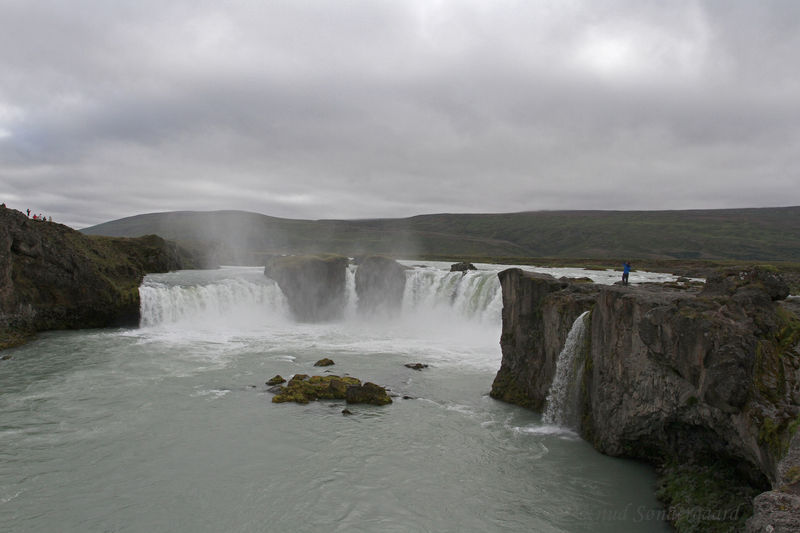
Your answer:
[313,358,335,367]
[345,382,392,406]
[657,461,759,533]
[266,375,286,386]
[271,374,362,404]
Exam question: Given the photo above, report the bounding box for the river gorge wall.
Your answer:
[0,206,189,349]
[491,268,800,531]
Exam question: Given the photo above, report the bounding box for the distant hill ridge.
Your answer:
[80,206,800,263]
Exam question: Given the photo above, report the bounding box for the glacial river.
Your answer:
[0,263,675,532]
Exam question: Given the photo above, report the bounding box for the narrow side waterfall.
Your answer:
[344,263,358,319]
[542,311,590,427]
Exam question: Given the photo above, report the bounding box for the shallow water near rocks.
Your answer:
[0,266,673,532]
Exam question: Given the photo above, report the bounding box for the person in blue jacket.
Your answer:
[622,261,631,285]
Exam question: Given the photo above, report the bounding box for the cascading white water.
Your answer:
[542,311,590,427]
[139,265,503,330]
[402,269,502,323]
[139,268,289,328]
[344,263,358,319]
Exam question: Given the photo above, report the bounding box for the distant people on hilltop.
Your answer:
[622,261,632,285]
[29,212,53,222]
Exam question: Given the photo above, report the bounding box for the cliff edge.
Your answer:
[1,206,188,349]
[491,268,799,531]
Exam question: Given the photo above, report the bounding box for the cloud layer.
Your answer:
[1,0,799,227]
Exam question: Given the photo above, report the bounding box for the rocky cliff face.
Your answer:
[354,256,408,317]
[0,206,187,349]
[264,254,349,322]
[491,267,800,531]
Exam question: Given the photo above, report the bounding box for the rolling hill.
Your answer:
[80,207,800,265]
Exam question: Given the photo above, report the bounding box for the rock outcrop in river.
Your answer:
[354,256,408,316]
[0,206,189,350]
[264,254,348,321]
[491,267,800,531]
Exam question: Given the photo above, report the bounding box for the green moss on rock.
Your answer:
[656,461,760,533]
[271,374,372,405]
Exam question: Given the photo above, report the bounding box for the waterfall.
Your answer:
[344,263,358,319]
[402,269,502,323]
[139,265,503,329]
[139,268,289,328]
[542,311,590,427]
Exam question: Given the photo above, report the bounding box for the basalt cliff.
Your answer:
[490,268,800,532]
[0,206,189,350]
[264,254,408,321]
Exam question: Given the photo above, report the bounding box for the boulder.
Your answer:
[271,374,361,404]
[450,262,477,272]
[354,256,408,316]
[313,358,335,367]
[266,375,286,386]
[404,363,429,371]
[345,382,393,405]
[264,254,348,322]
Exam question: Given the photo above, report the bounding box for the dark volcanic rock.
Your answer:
[490,269,597,410]
[313,358,335,367]
[354,256,408,316]
[450,262,477,272]
[264,255,348,322]
[345,382,393,405]
[0,206,187,350]
[404,363,428,371]
[491,267,800,530]
[747,432,800,532]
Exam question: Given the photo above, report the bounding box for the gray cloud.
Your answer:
[0,0,798,228]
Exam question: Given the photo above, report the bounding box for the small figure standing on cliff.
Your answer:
[622,261,631,285]
[26,208,30,217]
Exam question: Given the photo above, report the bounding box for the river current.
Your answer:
[1,262,675,532]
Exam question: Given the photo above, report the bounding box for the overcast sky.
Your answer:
[1,0,799,228]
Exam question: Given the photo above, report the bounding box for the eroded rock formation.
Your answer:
[491,267,800,531]
[0,206,188,349]
[354,256,408,316]
[264,254,348,322]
